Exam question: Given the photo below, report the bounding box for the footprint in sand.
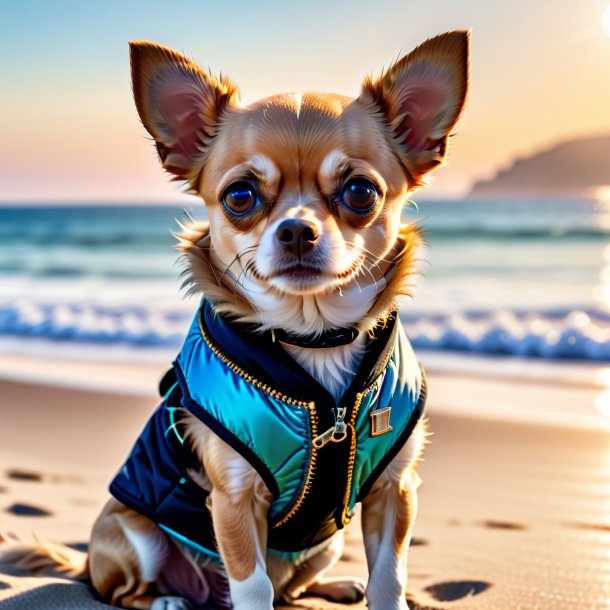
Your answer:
[5,469,46,482]
[5,469,83,485]
[410,537,428,546]
[66,542,89,552]
[407,580,491,609]
[6,503,53,517]
[424,580,491,601]
[479,519,526,531]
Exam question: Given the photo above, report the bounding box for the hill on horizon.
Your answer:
[469,134,610,198]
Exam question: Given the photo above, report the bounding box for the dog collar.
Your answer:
[269,326,360,349]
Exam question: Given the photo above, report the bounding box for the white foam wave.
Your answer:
[404,310,610,360]
[2,300,610,361]
[0,300,190,346]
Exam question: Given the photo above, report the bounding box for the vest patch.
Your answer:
[370,406,393,436]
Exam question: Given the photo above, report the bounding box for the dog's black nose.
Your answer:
[276,219,319,257]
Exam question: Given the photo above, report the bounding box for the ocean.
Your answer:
[2,197,610,363]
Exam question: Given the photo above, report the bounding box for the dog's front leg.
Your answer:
[210,484,273,609]
[361,421,426,610]
[197,428,274,610]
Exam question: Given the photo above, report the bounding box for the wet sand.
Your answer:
[1,372,609,609]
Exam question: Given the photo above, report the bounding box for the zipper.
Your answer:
[340,392,364,526]
[340,377,382,525]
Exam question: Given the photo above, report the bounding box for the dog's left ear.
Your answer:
[360,30,470,188]
[129,41,240,187]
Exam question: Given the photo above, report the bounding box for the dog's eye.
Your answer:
[341,178,378,213]
[222,182,257,215]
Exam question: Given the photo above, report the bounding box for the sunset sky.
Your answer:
[2,0,610,203]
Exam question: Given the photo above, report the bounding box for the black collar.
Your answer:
[269,326,360,348]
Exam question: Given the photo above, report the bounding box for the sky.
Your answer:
[1,0,610,203]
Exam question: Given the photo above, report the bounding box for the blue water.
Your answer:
[2,198,610,361]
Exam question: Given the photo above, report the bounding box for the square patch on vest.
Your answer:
[370,406,393,436]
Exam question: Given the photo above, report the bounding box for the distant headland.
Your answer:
[470,134,610,198]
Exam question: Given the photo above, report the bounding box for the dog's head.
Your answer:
[130,33,469,335]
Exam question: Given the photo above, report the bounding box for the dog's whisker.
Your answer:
[219,246,259,285]
[342,240,401,267]
[340,242,390,288]
[349,249,383,287]
[234,258,257,296]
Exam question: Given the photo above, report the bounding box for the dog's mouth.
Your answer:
[273,263,325,280]
[248,253,366,295]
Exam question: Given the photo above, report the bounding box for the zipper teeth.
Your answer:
[272,405,318,528]
[361,378,381,399]
[198,313,311,408]
[340,379,379,525]
[340,390,367,525]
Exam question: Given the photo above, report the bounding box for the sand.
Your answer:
[1,366,609,609]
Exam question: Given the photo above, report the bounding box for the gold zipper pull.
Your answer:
[312,407,348,448]
[312,426,336,448]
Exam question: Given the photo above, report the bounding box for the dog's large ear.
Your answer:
[360,30,470,188]
[130,41,240,187]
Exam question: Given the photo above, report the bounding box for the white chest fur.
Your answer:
[280,333,368,402]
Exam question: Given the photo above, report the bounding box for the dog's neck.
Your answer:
[280,334,368,401]
[225,275,379,401]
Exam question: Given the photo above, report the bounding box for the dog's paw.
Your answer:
[305,576,366,603]
[151,596,193,610]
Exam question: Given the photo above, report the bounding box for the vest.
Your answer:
[110,300,426,563]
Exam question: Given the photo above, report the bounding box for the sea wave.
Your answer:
[2,300,610,361]
[0,301,189,346]
[403,309,610,360]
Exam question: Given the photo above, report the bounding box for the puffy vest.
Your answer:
[110,300,426,563]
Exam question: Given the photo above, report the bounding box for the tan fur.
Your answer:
[0,536,88,580]
[0,32,469,610]
[89,500,162,607]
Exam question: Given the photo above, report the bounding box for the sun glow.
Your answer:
[603,3,610,38]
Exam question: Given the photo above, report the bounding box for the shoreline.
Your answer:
[0,348,608,431]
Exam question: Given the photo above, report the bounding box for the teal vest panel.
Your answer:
[350,324,424,510]
[176,314,313,521]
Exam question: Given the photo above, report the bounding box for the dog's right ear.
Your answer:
[129,41,240,187]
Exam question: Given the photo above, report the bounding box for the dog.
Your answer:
[0,31,469,610]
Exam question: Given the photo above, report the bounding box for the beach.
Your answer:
[1,357,609,610]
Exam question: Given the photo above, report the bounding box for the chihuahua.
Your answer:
[1,31,469,610]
